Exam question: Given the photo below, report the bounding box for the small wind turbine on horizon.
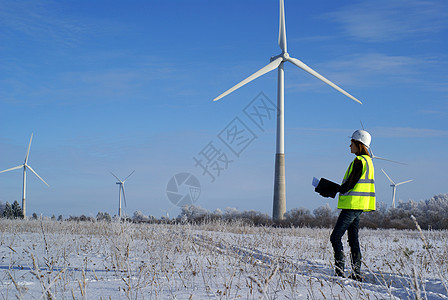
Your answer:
[381,168,413,209]
[368,148,407,165]
[0,133,49,217]
[360,121,407,165]
[213,0,362,220]
[110,171,134,218]
[160,209,169,220]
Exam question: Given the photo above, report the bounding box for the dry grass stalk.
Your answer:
[411,215,448,295]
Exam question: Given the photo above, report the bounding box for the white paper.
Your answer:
[312,177,320,188]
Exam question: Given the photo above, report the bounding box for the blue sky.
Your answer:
[1,0,447,218]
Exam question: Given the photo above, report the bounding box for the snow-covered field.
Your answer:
[0,219,447,299]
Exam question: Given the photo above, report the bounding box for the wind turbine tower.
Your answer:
[381,169,413,209]
[111,171,134,218]
[213,0,362,220]
[0,133,49,217]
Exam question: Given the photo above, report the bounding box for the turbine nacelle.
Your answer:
[270,52,289,63]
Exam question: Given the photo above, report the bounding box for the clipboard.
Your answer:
[315,178,340,198]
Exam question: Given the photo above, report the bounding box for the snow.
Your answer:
[0,219,447,299]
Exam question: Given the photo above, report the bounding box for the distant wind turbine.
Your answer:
[359,121,407,165]
[0,133,49,217]
[213,0,362,220]
[110,171,134,218]
[381,168,413,208]
[369,148,407,165]
[160,209,169,219]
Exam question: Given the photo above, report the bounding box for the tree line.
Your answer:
[0,200,24,219]
[175,194,448,230]
[1,194,447,230]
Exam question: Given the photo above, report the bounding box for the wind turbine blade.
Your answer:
[0,165,23,174]
[368,146,375,158]
[110,172,121,182]
[373,155,408,165]
[278,0,287,53]
[381,168,395,185]
[360,120,365,130]
[123,170,135,182]
[26,165,49,187]
[25,133,34,164]
[287,57,362,104]
[361,123,402,164]
[122,185,127,207]
[396,179,413,186]
[213,57,283,101]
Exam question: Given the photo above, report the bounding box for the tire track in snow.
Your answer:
[190,233,448,299]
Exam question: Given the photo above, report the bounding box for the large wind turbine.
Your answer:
[381,169,413,209]
[213,0,362,220]
[0,133,49,217]
[110,171,134,218]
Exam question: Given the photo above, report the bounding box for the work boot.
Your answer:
[335,264,345,277]
[334,251,345,277]
[348,273,363,282]
[349,252,362,281]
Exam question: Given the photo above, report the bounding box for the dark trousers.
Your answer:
[330,209,363,274]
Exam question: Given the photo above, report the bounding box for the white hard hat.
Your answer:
[351,130,371,148]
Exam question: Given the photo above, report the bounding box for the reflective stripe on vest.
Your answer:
[338,155,376,211]
[343,191,376,197]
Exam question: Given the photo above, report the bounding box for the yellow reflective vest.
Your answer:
[338,155,376,211]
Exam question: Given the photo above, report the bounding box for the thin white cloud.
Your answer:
[372,126,448,138]
[324,0,448,42]
[289,127,353,136]
[0,0,128,48]
[324,53,420,85]
[0,51,182,106]
[288,126,448,139]
[286,52,420,91]
[419,109,447,116]
[0,1,86,47]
